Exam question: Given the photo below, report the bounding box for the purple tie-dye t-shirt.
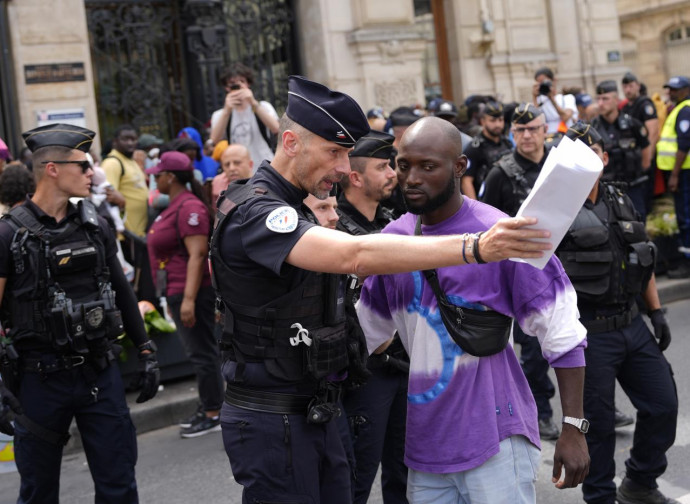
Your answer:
[356,198,586,474]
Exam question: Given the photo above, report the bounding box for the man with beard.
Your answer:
[356,116,590,503]
[462,100,513,200]
[210,76,553,504]
[336,130,409,504]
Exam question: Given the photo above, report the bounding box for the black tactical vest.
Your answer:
[591,114,643,183]
[557,184,655,308]
[1,201,123,352]
[468,135,513,194]
[495,153,534,217]
[210,181,348,383]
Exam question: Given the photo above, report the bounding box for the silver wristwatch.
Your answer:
[562,416,590,434]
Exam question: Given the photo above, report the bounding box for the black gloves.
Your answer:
[0,378,22,436]
[135,341,160,403]
[648,309,671,352]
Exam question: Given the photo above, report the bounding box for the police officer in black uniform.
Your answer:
[210,76,553,503]
[557,122,678,504]
[337,130,409,504]
[461,100,513,200]
[480,104,561,439]
[0,124,160,504]
[591,80,652,221]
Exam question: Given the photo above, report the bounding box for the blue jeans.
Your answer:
[407,435,540,504]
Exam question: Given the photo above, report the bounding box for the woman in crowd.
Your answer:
[146,151,224,438]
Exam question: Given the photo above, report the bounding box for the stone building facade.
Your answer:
[0,0,688,156]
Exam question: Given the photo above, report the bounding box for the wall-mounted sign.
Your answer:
[36,108,86,128]
[24,63,86,84]
[607,51,621,63]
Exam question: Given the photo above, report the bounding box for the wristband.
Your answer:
[474,232,486,264]
[461,234,470,264]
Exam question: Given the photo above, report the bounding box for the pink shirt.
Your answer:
[147,191,211,296]
[212,173,231,211]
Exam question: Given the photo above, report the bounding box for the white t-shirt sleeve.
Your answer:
[210,108,227,140]
[259,101,279,121]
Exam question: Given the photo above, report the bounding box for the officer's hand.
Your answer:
[648,309,671,351]
[478,217,551,263]
[0,379,22,436]
[136,342,160,403]
[552,425,590,489]
[668,172,679,193]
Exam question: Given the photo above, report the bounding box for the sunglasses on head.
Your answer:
[42,160,92,173]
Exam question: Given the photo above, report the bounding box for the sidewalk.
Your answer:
[61,274,690,453]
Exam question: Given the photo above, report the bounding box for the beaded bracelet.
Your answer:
[474,232,487,264]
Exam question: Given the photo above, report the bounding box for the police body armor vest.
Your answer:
[469,135,513,193]
[557,184,656,307]
[210,181,348,383]
[495,153,533,217]
[591,114,643,183]
[1,201,124,352]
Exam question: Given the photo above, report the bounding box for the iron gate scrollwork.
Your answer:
[222,0,299,115]
[85,0,299,145]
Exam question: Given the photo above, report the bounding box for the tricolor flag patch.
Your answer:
[266,206,298,233]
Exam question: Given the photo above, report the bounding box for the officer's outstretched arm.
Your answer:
[286,216,551,277]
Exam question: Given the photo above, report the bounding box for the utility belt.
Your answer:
[580,303,639,334]
[224,382,342,424]
[21,349,116,379]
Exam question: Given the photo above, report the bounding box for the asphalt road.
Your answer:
[0,299,689,503]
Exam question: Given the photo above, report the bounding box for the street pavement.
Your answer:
[0,279,689,502]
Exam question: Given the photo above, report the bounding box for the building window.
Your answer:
[666,25,690,79]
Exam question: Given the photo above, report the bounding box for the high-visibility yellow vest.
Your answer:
[657,99,690,170]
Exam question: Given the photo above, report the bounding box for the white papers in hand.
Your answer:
[511,136,603,269]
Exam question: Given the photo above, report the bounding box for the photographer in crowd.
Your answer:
[532,67,578,138]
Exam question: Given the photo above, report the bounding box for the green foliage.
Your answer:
[646,195,678,238]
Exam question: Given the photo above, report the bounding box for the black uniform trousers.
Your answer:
[221,402,351,504]
[343,366,408,504]
[14,358,138,504]
[582,314,677,504]
[512,323,555,420]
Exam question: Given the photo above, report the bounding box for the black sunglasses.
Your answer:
[41,160,92,173]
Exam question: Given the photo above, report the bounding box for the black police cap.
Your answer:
[483,100,504,118]
[434,100,458,118]
[596,80,618,95]
[286,75,369,147]
[389,107,419,127]
[621,72,638,84]
[511,103,544,125]
[565,121,604,148]
[22,123,96,153]
[349,130,396,160]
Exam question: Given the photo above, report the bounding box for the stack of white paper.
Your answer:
[510,136,603,269]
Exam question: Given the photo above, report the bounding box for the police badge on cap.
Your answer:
[511,103,543,124]
[22,123,96,153]
[565,121,604,148]
[286,76,370,146]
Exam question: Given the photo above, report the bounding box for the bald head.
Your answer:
[400,116,464,158]
[221,143,253,182]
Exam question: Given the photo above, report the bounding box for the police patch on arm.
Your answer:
[265,206,298,233]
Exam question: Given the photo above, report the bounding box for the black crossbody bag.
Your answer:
[415,216,512,357]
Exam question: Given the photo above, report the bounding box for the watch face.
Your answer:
[580,418,590,434]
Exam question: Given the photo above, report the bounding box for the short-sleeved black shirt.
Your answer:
[464,133,514,193]
[622,96,658,124]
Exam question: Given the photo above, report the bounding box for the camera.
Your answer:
[538,79,553,96]
[229,83,241,91]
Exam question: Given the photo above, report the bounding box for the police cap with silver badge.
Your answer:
[483,100,504,118]
[22,123,96,153]
[663,76,690,90]
[511,103,544,125]
[349,130,396,160]
[434,100,458,118]
[596,80,618,95]
[286,75,369,146]
[565,120,604,149]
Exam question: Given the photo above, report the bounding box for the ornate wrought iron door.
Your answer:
[86,0,189,142]
[222,0,300,114]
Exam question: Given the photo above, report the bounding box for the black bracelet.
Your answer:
[474,232,486,264]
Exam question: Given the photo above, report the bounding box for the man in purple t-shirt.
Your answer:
[356,117,590,503]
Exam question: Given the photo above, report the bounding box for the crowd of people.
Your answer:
[0,63,687,504]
